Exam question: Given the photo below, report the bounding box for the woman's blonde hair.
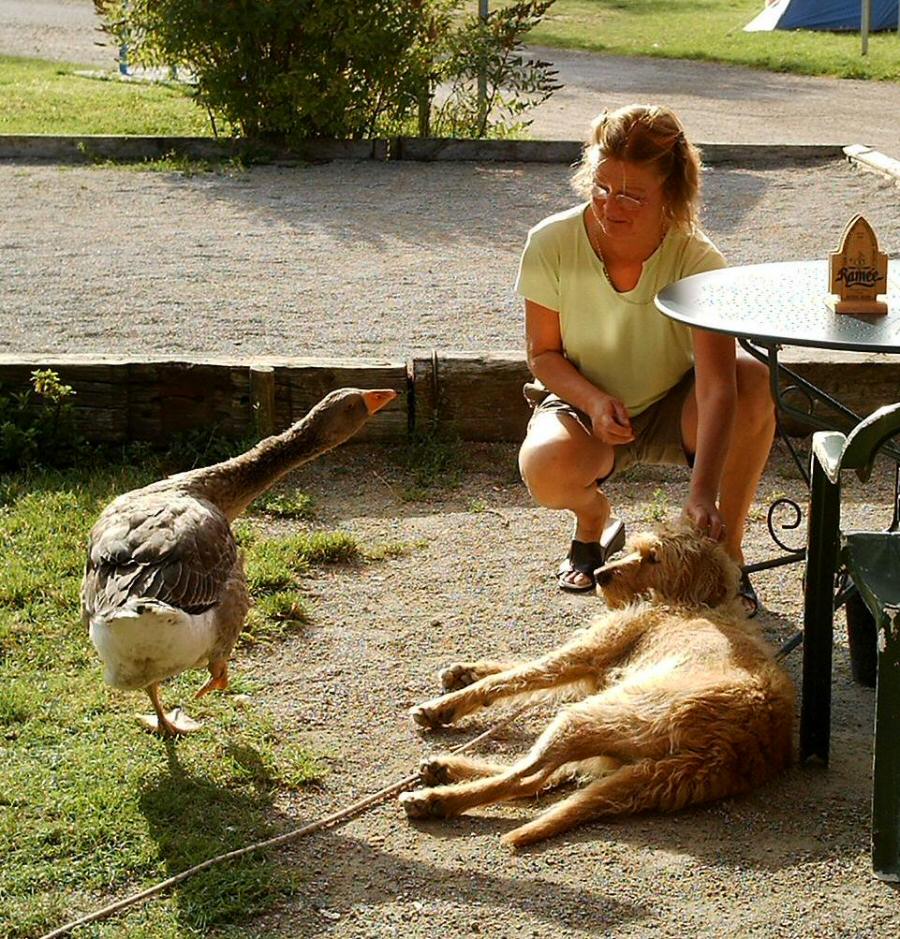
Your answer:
[571,104,702,231]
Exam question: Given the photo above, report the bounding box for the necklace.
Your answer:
[585,207,613,286]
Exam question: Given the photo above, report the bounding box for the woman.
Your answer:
[516,104,774,611]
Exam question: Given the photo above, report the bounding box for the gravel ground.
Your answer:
[219,440,900,939]
[2,159,899,359]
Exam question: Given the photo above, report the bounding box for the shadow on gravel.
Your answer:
[286,827,649,936]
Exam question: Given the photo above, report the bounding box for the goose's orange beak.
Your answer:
[362,389,398,414]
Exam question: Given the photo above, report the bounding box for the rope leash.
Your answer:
[39,705,531,939]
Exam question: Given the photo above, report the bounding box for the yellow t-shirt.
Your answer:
[515,204,727,416]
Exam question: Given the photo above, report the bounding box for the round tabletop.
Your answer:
[655,259,900,353]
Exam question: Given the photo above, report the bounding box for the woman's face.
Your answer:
[591,157,666,240]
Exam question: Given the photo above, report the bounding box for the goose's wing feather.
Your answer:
[82,491,238,620]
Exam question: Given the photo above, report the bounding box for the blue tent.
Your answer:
[745,0,898,31]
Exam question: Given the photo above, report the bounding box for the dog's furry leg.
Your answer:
[419,753,583,788]
[440,660,521,692]
[418,754,509,785]
[403,704,608,819]
[411,641,600,729]
[400,757,560,820]
[502,751,748,849]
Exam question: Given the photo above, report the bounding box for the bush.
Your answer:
[98,0,558,141]
[429,1,560,138]
[0,370,84,472]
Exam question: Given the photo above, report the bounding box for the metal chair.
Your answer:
[801,401,900,881]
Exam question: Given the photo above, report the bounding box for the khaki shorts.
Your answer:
[526,370,695,482]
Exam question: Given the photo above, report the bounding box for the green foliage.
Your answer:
[253,488,315,520]
[429,1,560,138]
[396,427,465,498]
[0,369,84,472]
[98,0,436,140]
[96,0,559,141]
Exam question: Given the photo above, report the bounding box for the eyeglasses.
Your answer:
[591,182,648,213]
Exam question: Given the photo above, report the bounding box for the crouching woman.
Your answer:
[516,103,774,612]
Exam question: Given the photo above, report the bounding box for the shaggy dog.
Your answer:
[400,523,794,848]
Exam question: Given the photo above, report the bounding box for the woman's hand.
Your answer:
[586,394,635,446]
[682,495,726,542]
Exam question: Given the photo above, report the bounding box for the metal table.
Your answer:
[656,259,900,548]
[656,258,900,763]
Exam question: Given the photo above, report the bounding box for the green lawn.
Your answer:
[2,3,898,138]
[534,0,900,81]
[0,54,212,136]
[0,456,374,938]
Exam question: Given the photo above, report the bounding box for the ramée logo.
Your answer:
[834,266,884,288]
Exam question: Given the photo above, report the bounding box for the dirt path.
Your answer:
[2,159,899,359]
[226,442,899,938]
[525,45,900,160]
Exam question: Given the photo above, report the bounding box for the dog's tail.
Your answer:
[501,750,754,849]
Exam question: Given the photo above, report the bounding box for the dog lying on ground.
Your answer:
[400,523,794,849]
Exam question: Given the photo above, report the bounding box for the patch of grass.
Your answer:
[252,488,316,520]
[242,592,311,645]
[365,539,424,561]
[647,486,670,523]
[396,428,465,500]
[0,55,213,136]
[534,0,900,82]
[0,460,353,938]
[81,151,248,177]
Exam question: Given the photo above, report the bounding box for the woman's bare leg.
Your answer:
[518,410,617,589]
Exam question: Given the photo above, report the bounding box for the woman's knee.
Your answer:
[518,437,573,507]
[519,432,610,510]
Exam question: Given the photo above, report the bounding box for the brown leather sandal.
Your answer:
[557,520,626,593]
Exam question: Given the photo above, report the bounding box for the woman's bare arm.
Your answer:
[525,299,633,444]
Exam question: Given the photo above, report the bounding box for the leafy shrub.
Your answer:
[97,0,558,141]
[428,1,560,138]
[99,0,437,140]
[0,370,84,472]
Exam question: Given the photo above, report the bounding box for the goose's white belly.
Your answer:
[90,600,218,689]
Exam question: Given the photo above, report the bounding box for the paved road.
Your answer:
[526,45,900,160]
[2,0,899,159]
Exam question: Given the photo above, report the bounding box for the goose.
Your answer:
[82,387,396,736]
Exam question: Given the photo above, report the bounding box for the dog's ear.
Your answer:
[662,528,736,607]
[694,538,741,608]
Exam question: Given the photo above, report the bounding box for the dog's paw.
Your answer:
[500,822,544,850]
[419,757,452,786]
[399,789,448,820]
[409,699,451,729]
[439,663,480,692]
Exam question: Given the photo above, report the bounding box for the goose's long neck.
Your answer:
[185,418,336,520]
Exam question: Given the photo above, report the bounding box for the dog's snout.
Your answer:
[595,567,613,587]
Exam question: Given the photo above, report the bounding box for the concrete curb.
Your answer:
[844,145,900,185]
[0,134,847,166]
